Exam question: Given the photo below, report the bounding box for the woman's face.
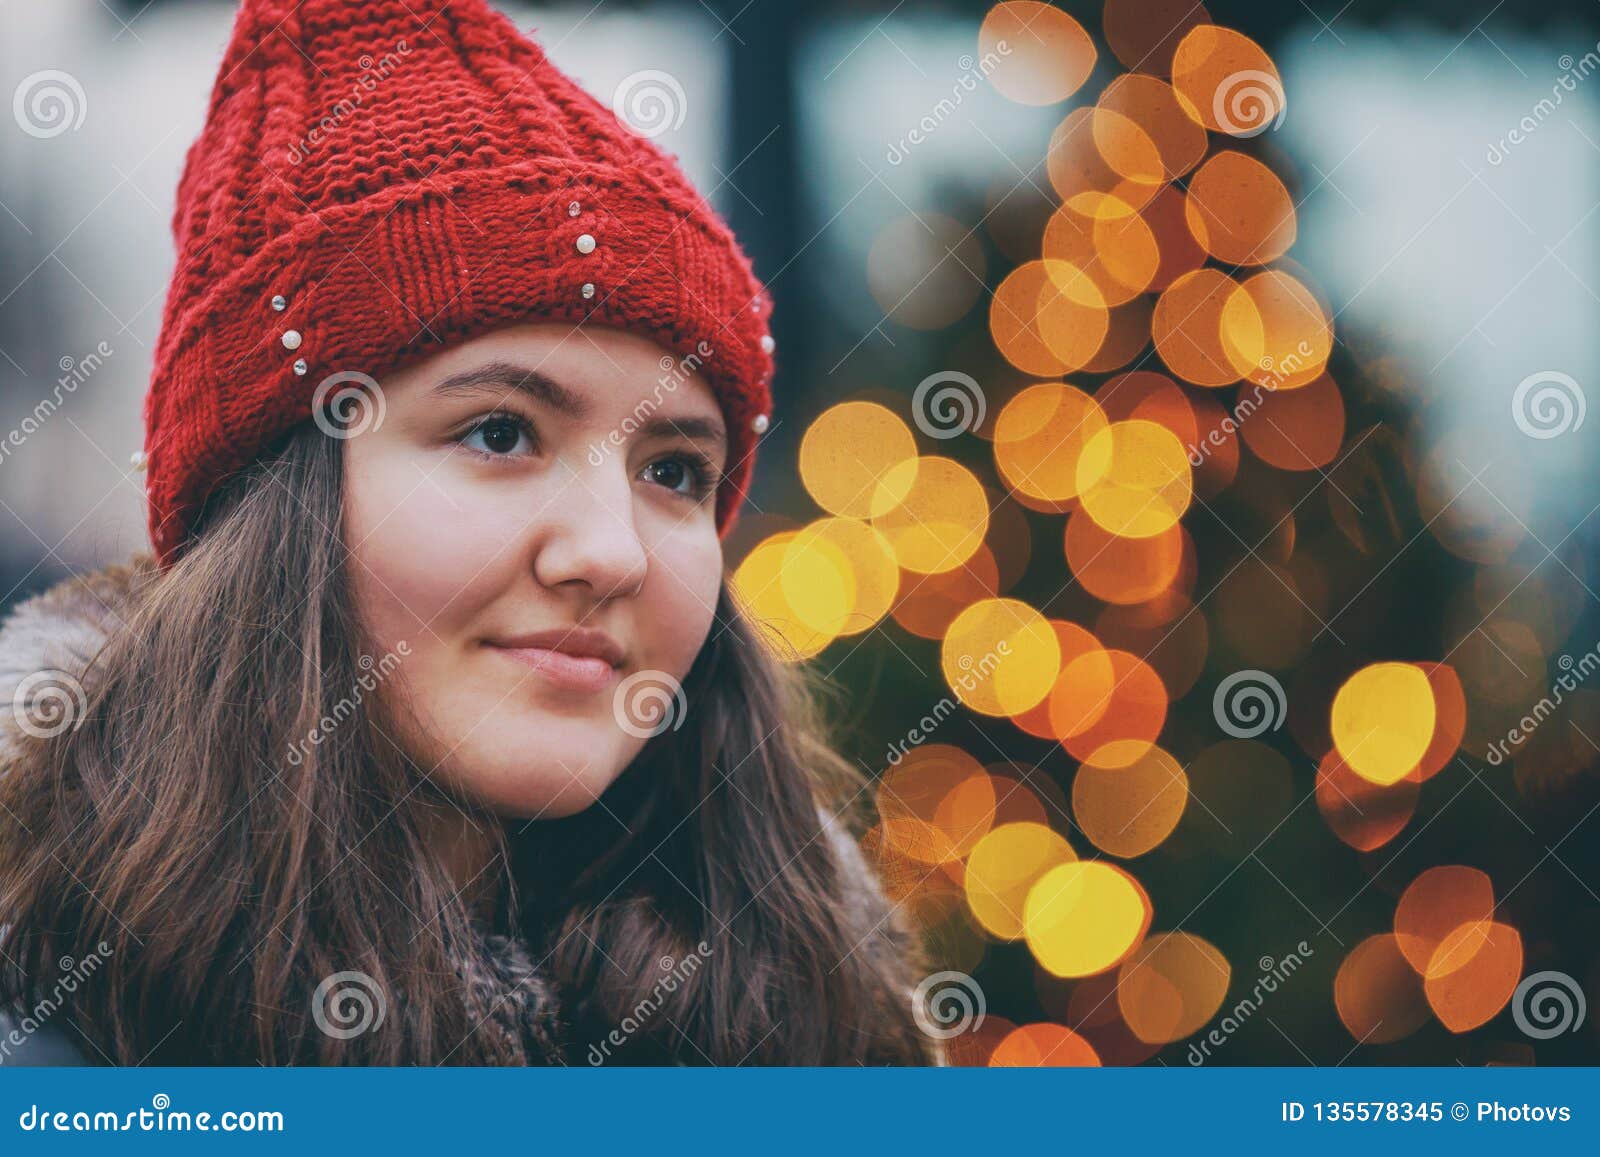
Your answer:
[341,321,727,819]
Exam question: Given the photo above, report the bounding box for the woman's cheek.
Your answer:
[346,456,514,639]
[641,529,723,676]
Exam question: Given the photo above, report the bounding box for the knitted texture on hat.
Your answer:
[142,0,774,565]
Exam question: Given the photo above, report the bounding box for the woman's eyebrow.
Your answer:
[431,360,727,449]
[427,360,592,419]
[635,414,727,451]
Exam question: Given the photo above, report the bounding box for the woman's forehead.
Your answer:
[396,320,723,423]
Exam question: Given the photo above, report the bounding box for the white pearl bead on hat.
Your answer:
[575,233,596,254]
[759,334,775,354]
[130,449,148,471]
[281,329,302,350]
[752,413,769,434]
[581,282,596,299]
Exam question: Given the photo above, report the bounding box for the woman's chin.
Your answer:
[440,737,632,821]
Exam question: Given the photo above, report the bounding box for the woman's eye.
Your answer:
[461,414,533,457]
[639,455,714,498]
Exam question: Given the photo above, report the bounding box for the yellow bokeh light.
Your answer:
[1047,107,1163,221]
[1171,25,1285,136]
[1096,74,1208,182]
[730,533,837,662]
[1184,150,1297,266]
[965,821,1076,940]
[1220,270,1332,389]
[1331,662,1438,785]
[1117,931,1231,1045]
[877,745,994,864]
[786,517,899,636]
[1423,920,1524,1033]
[1038,260,1113,369]
[942,597,1062,716]
[1334,934,1431,1045]
[1042,201,1159,307]
[1072,743,1189,858]
[991,259,1109,376]
[993,382,1109,503]
[1395,865,1496,978]
[989,1023,1101,1066]
[871,456,991,574]
[798,402,917,519]
[1024,860,1151,977]
[1152,268,1247,387]
[1075,419,1194,538]
[778,527,854,638]
[979,1,1096,106]
[1088,105,1166,188]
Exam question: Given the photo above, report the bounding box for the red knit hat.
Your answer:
[140,0,774,566]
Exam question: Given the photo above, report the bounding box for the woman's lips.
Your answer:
[485,643,620,694]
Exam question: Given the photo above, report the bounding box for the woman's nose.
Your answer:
[530,459,648,600]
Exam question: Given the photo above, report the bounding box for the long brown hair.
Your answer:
[0,422,935,1065]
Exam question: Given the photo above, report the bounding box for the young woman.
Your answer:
[0,0,935,1066]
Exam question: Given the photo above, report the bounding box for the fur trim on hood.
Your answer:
[0,554,930,1066]
[0,554,151,769]
[0,556,155,1063]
